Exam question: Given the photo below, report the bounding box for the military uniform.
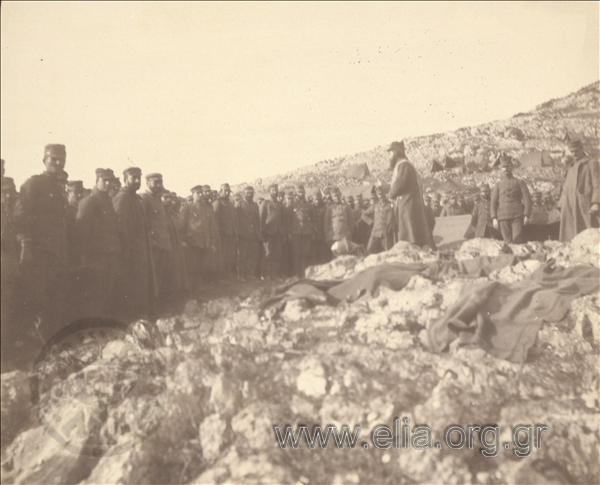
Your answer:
[141,183,173,300]
[77,183,121,319]
[180,197,219,288]
[213,196,238,277]
[324,202,353,245]
[467,199,499,239]
[288,198,314,277]
[14,148,69,338]
[260,197,285,278]
[310,201,329,265]
[237,199,261,278]
[491,175,532,243]
[112,175,156,319]
[367,199,395,254]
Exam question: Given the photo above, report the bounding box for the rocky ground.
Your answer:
[1,229,599,484]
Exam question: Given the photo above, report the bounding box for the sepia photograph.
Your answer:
[1,1,599,484]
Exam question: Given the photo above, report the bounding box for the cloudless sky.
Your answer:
[1,1,598,193]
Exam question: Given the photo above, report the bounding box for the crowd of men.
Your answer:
[1,137,598,353]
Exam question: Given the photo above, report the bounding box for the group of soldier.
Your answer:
[1,137,598,353]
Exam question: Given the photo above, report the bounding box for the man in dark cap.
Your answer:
[288,184,314,277]
[367,185,395,254]
[558,137,600,241]
[162,190,188,301]
[180,185,219,290]
[112,167,156,319]
[14,144,69,339]
[490,157,532,243]
[323,187,353,250]
[387,140,435,248]
[465,184,499,239]
[141,173,173,305]
[237,186,261,280]
[76,169,121,319]
[213,183,238,279]
[260,183,285,279]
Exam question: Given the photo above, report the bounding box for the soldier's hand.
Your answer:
[590,203,599,214]
[492,218,498,230]
[523,216,529,225]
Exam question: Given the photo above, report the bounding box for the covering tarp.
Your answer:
[426,263,599,362]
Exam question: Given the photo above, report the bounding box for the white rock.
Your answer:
[296,357,328,398]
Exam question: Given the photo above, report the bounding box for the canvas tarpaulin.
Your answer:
[426,263,599,362]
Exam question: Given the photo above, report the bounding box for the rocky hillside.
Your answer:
[239,81,599,197]
[2,230,599,484]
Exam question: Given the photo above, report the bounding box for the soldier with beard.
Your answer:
[180,185,219,290]
[112,167,156,319]
[141,173,173,304]
[213,183,238,278]
[237,186,261,280]
[76,169,121,319]
[14,144,69,339]
[288,184,314,277]
[260,184,285,279]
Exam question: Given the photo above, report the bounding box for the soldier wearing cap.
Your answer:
[76,168,121,318]
[141,173,173,303]
[323,187,353,249]
[260,183,285,278]
[162,190,188,299]
[106,170,121,198]
[388,140,435,248]
[367,185,395,254]
[180,185,219,290]
[213,183,238,278]
[14,144,69,338]
[236,186,261,280]
[287,184,314,277]
[112,167,156,319]
[65,180,84,268]
[490,157,532,243]
[310,189,330,264]
[465,184,499,239]
[558,137,600,241]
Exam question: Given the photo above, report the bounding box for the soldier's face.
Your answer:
[67,190,81,205]
[97,177,112,193]
[221,185,231,198]
[480,188,490,199]
[124,174,141,192]
[270,186,279,198]
[285,193,294,206]
[148,179,163,194]
[44,156,65,174]
[297,188,305,199]
[333,192,342,203]
[203,187,212,200]
[192,191,202,203]
[245,189,254,202]
[314,192,323,204]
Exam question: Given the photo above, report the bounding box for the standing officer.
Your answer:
[76,169,121,319]
[237,186,261,280]
[141,173,173,304]
[367,185,395,254]
[180,185,219,290]
[112,167,156,319]
[14,144,69,339]
[490,157,532,243]
[288,184,314,277]
[323,187,353,249]
[213,183,238,278]
[260,183,285,278]
[465,184,499,239]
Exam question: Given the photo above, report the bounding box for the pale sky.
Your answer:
[1,1,598,193]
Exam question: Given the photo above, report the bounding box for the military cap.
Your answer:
[190,185,203,193]
[123,166,142,177]
[95,168,114,180]
[105,168,116,178]
[567,138,584,153]
[44,144,66,159]
[387,140,405,153]
[145,173,163,181]
[66,180,84,191]
[202,184,211,190]
[1,176,16,191]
